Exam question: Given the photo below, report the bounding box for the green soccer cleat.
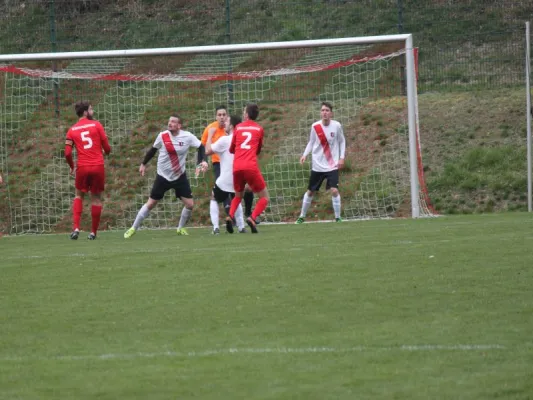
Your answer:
[335,217,343,223]
[176,227,189,236]
[295,217,305,224]
[124,227,136,239]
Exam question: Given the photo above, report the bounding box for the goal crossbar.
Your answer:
[0,35,412,62]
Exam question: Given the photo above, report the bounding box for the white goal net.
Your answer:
[0,36,435,234]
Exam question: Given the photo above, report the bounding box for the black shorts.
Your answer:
[212,162,221,180]
[307,169,339,192]
[150,173,193,201]
[212,183,235,204]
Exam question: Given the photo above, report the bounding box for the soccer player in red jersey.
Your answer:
[227,103,269,233]
[64,101,111,240]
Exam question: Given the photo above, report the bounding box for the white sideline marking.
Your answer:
[0,344,506,362]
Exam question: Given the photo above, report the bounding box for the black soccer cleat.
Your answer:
[225,216,234,234]
[87,232,96,240]
[246,217,258,234]
[70,230,79,240]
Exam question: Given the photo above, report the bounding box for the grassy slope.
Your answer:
[0,1,531,233]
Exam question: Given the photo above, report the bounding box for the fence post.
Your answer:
[49,0,60,118]
[226,0,234,106]
[526,22,532,212]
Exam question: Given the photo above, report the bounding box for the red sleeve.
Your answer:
[99,122,111,155]
[256,131,263,155]
[64,144,74,169]
[229,132,236,154]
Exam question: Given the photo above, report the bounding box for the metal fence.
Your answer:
[0,0,531,91]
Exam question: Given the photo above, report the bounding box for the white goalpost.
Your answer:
[0,35,435,234]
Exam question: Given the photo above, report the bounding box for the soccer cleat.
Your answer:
[124,227,136,239]
[246,216,258,234]
[295,217,305,224]
[176,227,189,236]
[212,227,220,235]
[238,228,247,233]
[87,232,96,240]
[335,217,343,223]
[70,230,79,240]
[225,217,234,234]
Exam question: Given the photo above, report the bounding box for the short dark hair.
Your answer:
[321,101,333,111]
[75,101,90,117]
[229,115,242,128]
[215,105,227,113]
[170,113,181,123]
[246,103,259,120]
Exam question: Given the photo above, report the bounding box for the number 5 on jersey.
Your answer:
[81,131,93,149]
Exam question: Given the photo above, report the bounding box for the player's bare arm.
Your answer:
[205,127,217,155]
[300,155,307,164]
[337,158,345,169]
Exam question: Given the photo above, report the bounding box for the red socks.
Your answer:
[91,205,102,235]
[72,197,83,230]
[228,195,242,219]
[252,197,268,221]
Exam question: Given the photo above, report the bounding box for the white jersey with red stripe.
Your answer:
[302,120,346,172]
[153,129,201,181]
[211,134,235,193]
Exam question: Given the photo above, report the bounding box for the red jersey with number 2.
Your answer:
[230,120,264,171]
[66,118,111,167]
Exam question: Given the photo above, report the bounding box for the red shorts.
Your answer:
[75,165,106,194]
[233,169,266,193]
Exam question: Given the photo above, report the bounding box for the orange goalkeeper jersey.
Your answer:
[201,121,226,164]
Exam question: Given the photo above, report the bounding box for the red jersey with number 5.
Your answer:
[230,120,264,171]
[66,118,111,167]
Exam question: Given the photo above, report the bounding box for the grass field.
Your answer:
[1,213,532,399]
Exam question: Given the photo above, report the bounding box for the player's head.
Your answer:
[75,101,93,120]
[168,114,182,133]
[225,115,242,134]
[320,101,333,124]
[243,103,259,121]
[215,105,227,128]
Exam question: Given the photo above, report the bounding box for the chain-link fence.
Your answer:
[1,0,530,90]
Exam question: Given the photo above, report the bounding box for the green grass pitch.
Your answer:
[1,213,532,399]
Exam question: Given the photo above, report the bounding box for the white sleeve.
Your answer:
[153,133,163,149]
[338,124,346,159]
[190,133,202,148]
[302,126,315,157]
[211,136,229,154]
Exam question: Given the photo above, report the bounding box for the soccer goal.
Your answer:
[0,35,435,234]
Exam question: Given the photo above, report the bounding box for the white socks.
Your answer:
[332,195,341,218]
[133,204,150,230]
[300,192,313,217]
[210,200,219,229]
[235,204,245,230]
[178,207,192,229]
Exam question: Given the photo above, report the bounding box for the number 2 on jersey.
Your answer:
[240,132,252,149]
[81,131,93,149]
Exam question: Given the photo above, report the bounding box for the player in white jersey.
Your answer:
[296,101,346,223]
[124,114,208,238]
[206,115,246,234]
